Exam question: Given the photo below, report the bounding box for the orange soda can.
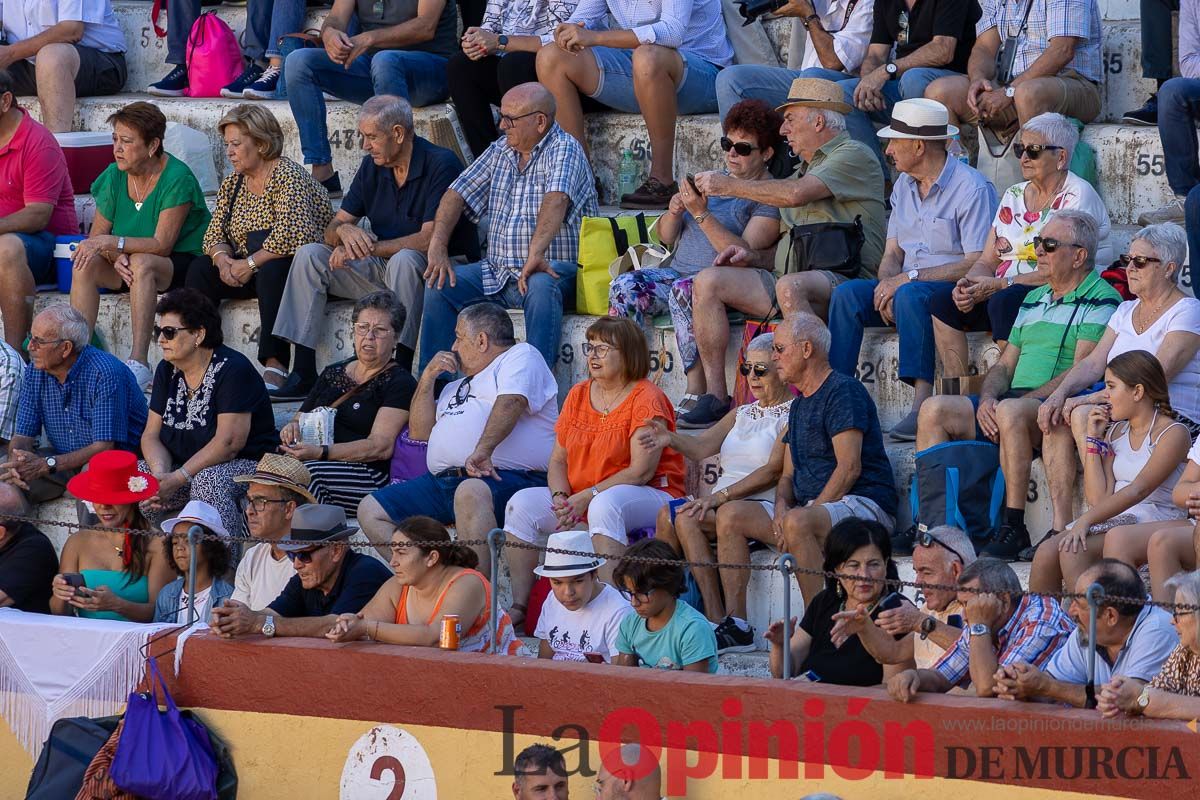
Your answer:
[440,615,461,650]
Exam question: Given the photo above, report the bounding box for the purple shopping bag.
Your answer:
[110,658,218,800]
[389,424,428,483]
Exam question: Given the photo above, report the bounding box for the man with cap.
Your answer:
[211,504,391,640]
[691,78,886,331]
[228,454,318,612]
[826,98,997,441]
[533,530,635,663]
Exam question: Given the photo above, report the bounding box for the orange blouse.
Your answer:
[557,379,685,498]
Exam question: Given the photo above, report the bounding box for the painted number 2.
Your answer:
[371,756,406,800]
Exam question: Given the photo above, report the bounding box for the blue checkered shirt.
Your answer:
[15,346,148,454]
[0,341,23,442]
[934,593,1075,687]
[978,0,1103,83]
[452,124,598,294]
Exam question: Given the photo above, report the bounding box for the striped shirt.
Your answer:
[934,593,1075,688]
[0,341,24,442]
[1007,269,1121,391]
[977,0,1103,83]
[562,0,734,66]
[452,124,598,295]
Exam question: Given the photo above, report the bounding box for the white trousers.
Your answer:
[504,485,674,546]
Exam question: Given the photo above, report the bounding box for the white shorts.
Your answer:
[811,495,895,530]
[505,484,675,546]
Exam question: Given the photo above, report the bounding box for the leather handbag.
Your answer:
[785,216,865,279]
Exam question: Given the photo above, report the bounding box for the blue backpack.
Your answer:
[908,441,1006,544]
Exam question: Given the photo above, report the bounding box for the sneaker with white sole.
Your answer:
[243,66,281,100]
[1137,199,1185,226]
[125,359,154,392]
[714,616,756,654]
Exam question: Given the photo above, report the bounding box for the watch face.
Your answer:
[969,623,989,636]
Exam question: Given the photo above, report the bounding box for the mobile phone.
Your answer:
[62,573,86,590]
[947,614,964,629]
[583,652,605,664]
[871,591,905,620]
[801,669,822,682]
[685,173,700,194]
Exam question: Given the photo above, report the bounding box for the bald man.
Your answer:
[594,744,663,800]
[417,82,598,370]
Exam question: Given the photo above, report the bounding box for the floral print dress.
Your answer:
[991,171,1112,279]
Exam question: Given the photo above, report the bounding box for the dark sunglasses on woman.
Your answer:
[738,363,770,377]
[720,137,759,156]
[152,325,196,341]
[1118,254,1163,270]
[1013,143,1063,160]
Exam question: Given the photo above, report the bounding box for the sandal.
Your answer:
[673,393,699,415]
[262,365,288,390]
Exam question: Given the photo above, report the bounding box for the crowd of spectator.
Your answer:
[1,0,1200,733]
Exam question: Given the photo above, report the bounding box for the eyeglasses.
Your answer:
[498,110,544,127]
[617,587,654,605]
[719,137,760,156]
[582,342,617,358]
[916,531,965,565]
[240,496,291,514]
[284,547,320,563]
[1173,609,1196,621]
[26,336,66,349]
[352,322,394,339]
[153,325,197,341]
[1014,143,1063,160]
[1118,254,1164,270]
[1033,236,1083,254]
[738,363,770,377]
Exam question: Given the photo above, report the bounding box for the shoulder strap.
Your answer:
[329,362,396,410]
[222,174,245,244]
[427,569,486,624]
[151,0,168,38]
[1015,0,1037,37]
[841,0,862,30]
[1151,418,1189,447]
[608,217,630,255]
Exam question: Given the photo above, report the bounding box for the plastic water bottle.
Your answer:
[948,136,969,166]
[618,149,639,199]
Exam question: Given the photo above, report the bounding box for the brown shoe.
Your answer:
[619,178,678,210]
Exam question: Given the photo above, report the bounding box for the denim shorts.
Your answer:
[589,46,721,114]
[371,468,548,527]
[13,231,56,285]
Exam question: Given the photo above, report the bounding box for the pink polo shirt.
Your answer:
[0,109,77,235]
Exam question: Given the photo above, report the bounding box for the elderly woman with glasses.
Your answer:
[926,113,1113,381]
[1099,569,1200,720]
[607,100,784,424]
[278,291,418,512]
[643,333,791,653]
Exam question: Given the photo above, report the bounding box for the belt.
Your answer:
[435,468,470,479]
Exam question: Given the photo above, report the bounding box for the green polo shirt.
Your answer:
[1008,269,1122,391]
[776,132,886,278]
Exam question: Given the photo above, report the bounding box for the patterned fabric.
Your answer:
[1148,643,1200,696]
[138,458,258,538]
[991,171,1112,278]
[934,593,1075,687]
[977,0,1103,83]
[607,267,698,371]
[202,157,333,258]
[560,0,734,65]
[481,0,579,35]
[0,341,24,442]
[451,124,597,294]
[304,459,390,513]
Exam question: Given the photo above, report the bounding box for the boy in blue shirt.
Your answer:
[613,539,719,674]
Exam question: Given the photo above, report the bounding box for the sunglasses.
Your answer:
[916,531,965,564]
[153,325,197,341]
[1033,236,1083,254]
[1014,143,1063,160]
[719,137,760,156]
[285,547,320,564]
[1118,254,1164,270]
[738,363,770,377]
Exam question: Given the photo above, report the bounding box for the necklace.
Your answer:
[128,162,162,212]
[1133,293,1174,335]
[594,380,632,415]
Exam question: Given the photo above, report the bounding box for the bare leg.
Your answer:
[1040,423,1079,531]
[996,398,1043,520]
[504,531,539,610]
[0,235,35,351]
[68,253,123,332]
[128,254,174,363]
[453,478,499,576]
[535,45,601,152]
[674,510,723,622]
[1029,531,1068,594]
[356,494,398,560]
[591,533,626,586]
[923,75,972,126]
[915,395,976,450]
[776,272,836,319]
[691,267,773,401]
[1058,532,1106,593]
[683,365,706,397]
[1146,525,1196,602]
[654,503,682,554]
[632,45,684,184]
[715,501,774,621]
[34,44,81,132]
[932,317,970,378]
[782,505,834,603]
[1102,521,1170,571]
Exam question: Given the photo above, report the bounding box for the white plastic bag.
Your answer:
[164,122,220,195]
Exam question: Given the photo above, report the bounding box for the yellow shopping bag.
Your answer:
[575,213,660,315]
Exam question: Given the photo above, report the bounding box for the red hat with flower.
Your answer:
[67,450,159,505]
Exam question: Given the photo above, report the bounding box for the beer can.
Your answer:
[440,615,461,650]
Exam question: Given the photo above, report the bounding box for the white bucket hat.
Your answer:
[534,530,606,578]
[161,499,230,539]
[877,98,959,141]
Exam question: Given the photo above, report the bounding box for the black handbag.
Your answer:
[785,216,865,279]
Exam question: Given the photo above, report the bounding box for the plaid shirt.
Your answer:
[15,346,147,454]
[452,124,597,295]
[934,593,1075,688]
[0,341,23,441]
[978,0,1103,83]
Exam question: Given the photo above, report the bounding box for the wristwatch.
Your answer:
[1005,274,1016,287]
[918,616,937,639]
[885,62,898,77]
[262,615,276,638]
[968,623,990,637]
[906,269,919,282]
[44,456,58,475]
[1136,685,1152,713]
[246,254,259,274]
[1004,85,1016,98]
[116,236,126,253]
[801,14,821,29]
[497,34,509,51]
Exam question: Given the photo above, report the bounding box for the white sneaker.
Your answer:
[1137,199,1185,226]
[125,359,154,392]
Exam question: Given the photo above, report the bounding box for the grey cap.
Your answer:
[276,504,358,552]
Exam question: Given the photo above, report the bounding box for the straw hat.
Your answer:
[877,98,959,141]
[776,78,853,115]
[67,450,158,504]
[232,453,317,504]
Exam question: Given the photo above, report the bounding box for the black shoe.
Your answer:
[1017,529,1058,562]
[890,525,916,556]
[980,523,1030,562]
[319,171,343,199]
[267,371,314,402]
[1122,94,1159,126]
[714,617,756,654]
[678,393,731,429]
[619,178,678,210]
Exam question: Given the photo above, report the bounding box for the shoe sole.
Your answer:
[147,88,187,97]
[1121,116,1155,126]
[888,429,916,442]
[220,89,247,99]
[242,89,277,100]
[618,201,671,210]
[1137,215,1185,226]
[717,643,757,655]
[268,392,309,403]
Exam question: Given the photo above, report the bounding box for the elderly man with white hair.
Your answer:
[915,210,1122,560]
[770,312,897,601]
[832,525,976,669]
[0,305,147,507]
[694,78,886,327]
[594,743,664,800]
[826,98,997,442]
[273,95,478,375]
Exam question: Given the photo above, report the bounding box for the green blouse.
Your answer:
[90,154,211,256]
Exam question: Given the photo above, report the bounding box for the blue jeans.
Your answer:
[1160,78,1200,298]
[589,46,721,114]
[715,64,804,118]
[285,46,449,165]
[837,68,961,176]
[371,468,548,526]
[245,0,306,61]
[417,260,579,370]
[828,278,949,384]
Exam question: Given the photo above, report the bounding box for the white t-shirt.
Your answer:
[3,0,127,55]
[534,582,635,662]
[1107,297,1200,422]
[175,586,214,625]
[230,542,296,610]
[425,343,558,474]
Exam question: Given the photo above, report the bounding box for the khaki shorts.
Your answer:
[972,68,1102,126]
[766,269,852,306]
